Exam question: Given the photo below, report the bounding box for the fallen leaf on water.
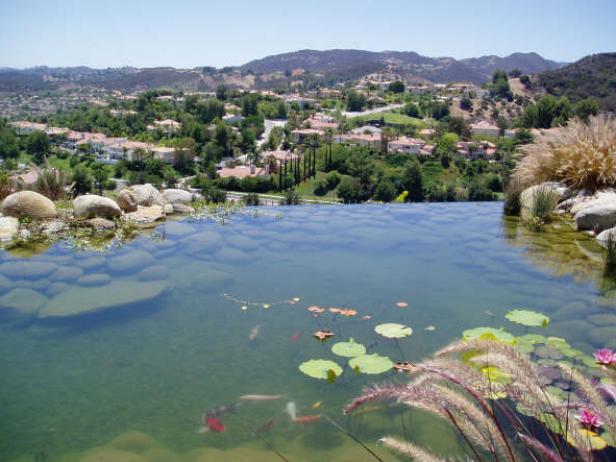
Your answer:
[313,330,334,342]
[394,361,418,373]
[308,306,325,314]
[329,308,342,314]
[292,297,300,302]
[241,305,248,311]
[339,309,358,317]
[362,315,372,320]
[396,302,409,308]
[425,325,436,331]
[263,304,270,309]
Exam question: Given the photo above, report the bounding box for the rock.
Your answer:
[574,191,616,231]
[50,266,84,282]
[137,265,170,281]
[108,250,155,273]
[163,203,174,214]
[124,205,165,224]
[0,274,11,292]
[86,217,116,231]
[1,191,57,219]
[38,280,168,318]
[129,184,164,206]
[40,220,68,236]
[76,256,106,270]
[163,188,194,205]
[588,314,616,327]
[596,226,616,247]
[0,260,57,278]
[0,288,47,315]
[46,282,70,296]
[18,228,31,240]
[77,273,111,287]
[116,189,138,212]
[171,203,194,214]
[108,431,162,453]
[0,216,19,241]
[73,194,121,219]
[520,183,568,220]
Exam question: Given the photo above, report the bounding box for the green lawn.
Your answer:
[351,111,426,127]
[294,171,349,200]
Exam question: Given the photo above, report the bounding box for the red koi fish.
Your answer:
[206,415,226,433]
[293,414,321,424]
[291,331,303,342]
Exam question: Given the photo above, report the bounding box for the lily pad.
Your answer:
[331,338,366,358]
[375,323,412,339]
[505,309,550,328]
[299,359,343,380]
[349,354,394,374]
[462,327,516,344]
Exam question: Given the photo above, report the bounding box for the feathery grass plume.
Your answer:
[32,162,71,200]
[560,364,616,436]
[378,437,449,462]
[515,115,616,192]
[516,433,565,462]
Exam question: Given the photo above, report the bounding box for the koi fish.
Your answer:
[284,401,297,421]
[293,414,321,424]
[312,401,322,409]
[206,415,226,433]
[239,394,282,401]
[255,418,275,433]
[249,324,261,341]
[291,332,303,342]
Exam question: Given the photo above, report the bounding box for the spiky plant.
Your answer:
[0,171,12,200]
[515,115,616,192]
[530,185,559,222]
[32,163,71,200]
[345,339,616,462]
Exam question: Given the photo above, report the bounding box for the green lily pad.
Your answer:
[515,341,534,354]
[518,334,547,344]
[331,338,366,358]
[299,359,343,380]
[374,323,412,339]
[462,327,516,344]
[505,309,550,328]
[349,354,393,374]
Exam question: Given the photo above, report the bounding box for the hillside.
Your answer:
[538,53,616,111]
[0,49,565,94]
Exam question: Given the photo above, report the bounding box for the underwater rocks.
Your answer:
[77,273,112,287]
[0,260,57,278]
[0,288,48,315]
[73,194,122,219]
[108,250,155,273]
[1,191,57,219]
[37,280,168,318]
[137,265,170,281]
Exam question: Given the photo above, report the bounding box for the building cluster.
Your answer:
[9,121,177,164]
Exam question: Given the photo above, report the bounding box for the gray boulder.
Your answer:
[86,217,116,231]
[116,189,138,212]
[1,191,57,219]
[73,195,121,219]
[0,216,19,241]
[124,205,165,224]
[596,226,616,247]
[574,192,616,231]
[171,203,195,214]
[163,188,193,205]
[129,184,164,206]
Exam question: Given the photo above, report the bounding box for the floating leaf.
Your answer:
[396,301,409,308]
[339,309,358,317]
[331,338,366,358]
[349,354,394,374]
[313,330,334,342]
[569,430,607,451]
[299,359,343,380]
[462,327,516,345]
[518,334,547,344]
[375,323,413,339]
[393,361,417,373]
[505,309,550,328]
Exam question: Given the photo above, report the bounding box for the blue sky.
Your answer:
[1,0,613,68]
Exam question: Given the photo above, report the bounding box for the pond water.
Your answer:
[1,203,614,462]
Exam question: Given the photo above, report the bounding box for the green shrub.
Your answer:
[326,171,340,189]
[243,193,260,206]
[530,185,558,222]
[604,232,616,270]
[280,190,300,205]
[313,180,329,196]
[503,179,523,216]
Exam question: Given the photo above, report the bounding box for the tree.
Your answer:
[490,70,513,101]
[388,81,405,93]
[0,125,19,159]
[402,159,424,202]
[522,95,571,129]
[346,150,375,188]
[509,68,522,78]
[446,117,471,139]
[467,180,494,201]
[241,94,260,117]
[460,96,473,111]
[72,164,92,195]
[373,178,397,202]
[216,84,228,101]
[403,103,421,118]
[27,130,50,164]
[346,91,367,112]
[573,98,600,123]
[91,162,109,195]
[337,177,363,203]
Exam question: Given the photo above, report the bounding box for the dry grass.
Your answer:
[515,115,616,192]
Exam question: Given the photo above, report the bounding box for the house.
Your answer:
[261,149,299,167]
[388,136,425,155]
[304,114,338,131]
[110,109,137,117]
[338,132,382,149]
[217,165,268,179]
[456,141,497,160]
[291,128,322,144]
[470,121,515,138]
[419,128,436,138]
[151,146,176,163]
[147,119,181,134]
[8,121,47,135]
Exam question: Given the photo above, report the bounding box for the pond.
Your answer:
[1,203,614,462]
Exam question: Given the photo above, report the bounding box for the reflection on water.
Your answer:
[1,203,614,462]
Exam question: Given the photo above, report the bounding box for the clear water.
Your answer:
[1,203,614,462]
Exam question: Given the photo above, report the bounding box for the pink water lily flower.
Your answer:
[577,408,602,430]
[594,348,616,366]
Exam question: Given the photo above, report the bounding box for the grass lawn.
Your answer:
[295,171,349,200]
[47,155,73,172]
[351,111,426,127]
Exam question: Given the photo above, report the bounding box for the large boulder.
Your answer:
[116,189,138,212]
[520,182,569,220]
[596,226,616,247]
[163,188,193,205]
[73,194,121,219]
[0,216,19,241]
[129,184,164,206]
[171,203,194,214]
[574,191,616,232]
[1,191,57,219]
[124,205,165,224]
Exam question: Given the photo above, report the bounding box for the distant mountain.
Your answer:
[241,49,563,85]
[538,53,616,111]
[0,49,566,94]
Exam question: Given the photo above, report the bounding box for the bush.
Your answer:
[206,187,227,204]
[0,171,11,200]
[337,177,363,203]
[326,171,340,189]
[373,179,397,202]
[515,115,616,191]
[33,165,69,200]
[280,190,300,205]
[530,185,559,222]
[313,180,329,196]
[467,180,495,201]
[503,178,523,216]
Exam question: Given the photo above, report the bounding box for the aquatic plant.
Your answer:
[331,338,366,358]
[299,359,342,380]
[243,193,260,206]
[349,354,394,375]
[32,163,71,200]
[515,115,616,192]
[530,184,559,223]
[505,309,550,328]
[374,323,413,339]
[345,338,616,461]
